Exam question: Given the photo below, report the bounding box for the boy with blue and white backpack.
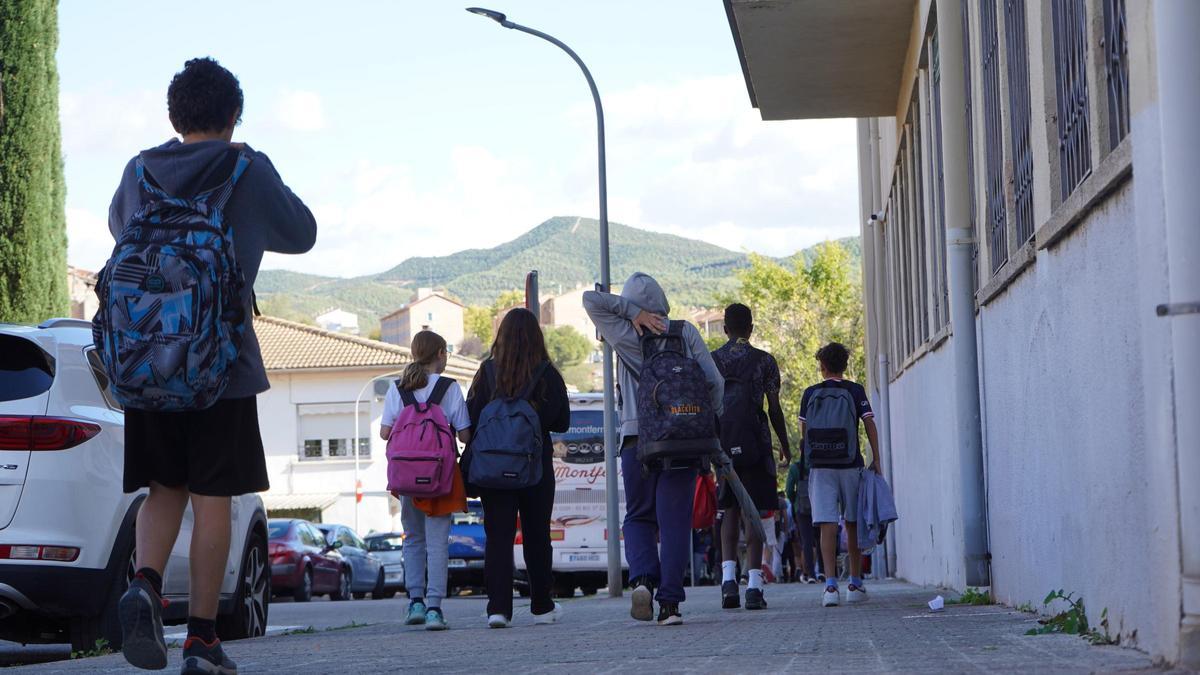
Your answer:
[99,57,315,674]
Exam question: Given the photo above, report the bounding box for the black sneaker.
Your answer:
[720,580,740,609]
[745,587,767,610]
[118,575,168,670]
[630,576,654,622]
[181,637,238,675]
[656,601,683,626]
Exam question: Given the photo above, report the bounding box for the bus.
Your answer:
[514,393,626,597]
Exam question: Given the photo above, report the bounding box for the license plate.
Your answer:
[448,559,467,568]
[567,553,601,563]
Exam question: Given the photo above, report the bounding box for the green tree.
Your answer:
[464,305,493,347]
[543,325,591,369]
[492,289,524,312]
[724,242,865,475]
[0,0,68,323]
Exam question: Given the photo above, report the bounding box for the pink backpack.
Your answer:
[386,377,458,497]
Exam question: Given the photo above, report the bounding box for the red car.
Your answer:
[268,519,351,602]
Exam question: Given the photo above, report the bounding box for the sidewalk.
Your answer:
[17,580,1165,673]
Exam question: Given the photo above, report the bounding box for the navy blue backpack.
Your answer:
[634,321,721,469]
[467,361,549,490]
[92,150,253,411]
[715,349,768,470]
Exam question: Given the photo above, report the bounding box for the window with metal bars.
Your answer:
[962,0,981,291]
[908,107,930,345]
[979,0,1007,273]
[1004,0,1035,244]
[1052,0,1092,201]
[930,31,950,329]
[1102,0,1130,148]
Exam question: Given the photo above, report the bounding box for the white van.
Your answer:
[514,393,626,597]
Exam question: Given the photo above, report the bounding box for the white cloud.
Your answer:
[273,89,326,132]
[66,207,113,273]
[59,88,176,156]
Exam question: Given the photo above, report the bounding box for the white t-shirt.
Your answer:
[381,374,471,432]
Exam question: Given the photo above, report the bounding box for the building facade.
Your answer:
[254,316,479,535]
[315,308,360,335]
[727,0,1198,665]
[541,286,600,345]
[379,288,465,354]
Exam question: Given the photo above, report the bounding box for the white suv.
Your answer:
[0,319,269,652]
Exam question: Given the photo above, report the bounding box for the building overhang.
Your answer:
[724,0,915,120]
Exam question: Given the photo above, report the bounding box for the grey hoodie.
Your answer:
[108,138,318,399]
[583,272,724,439]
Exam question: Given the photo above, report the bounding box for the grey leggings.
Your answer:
[400,497,452,607]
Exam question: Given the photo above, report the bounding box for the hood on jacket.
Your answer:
[620,272,670,317]
[139,138,241,198]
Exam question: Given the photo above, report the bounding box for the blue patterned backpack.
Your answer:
[634,321,721,469]
[92,150,253,411]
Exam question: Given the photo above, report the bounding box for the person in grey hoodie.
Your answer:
[108,58,316,675]
[583,273,723,625]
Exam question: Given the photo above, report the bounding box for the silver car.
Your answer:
[364,532,405,598]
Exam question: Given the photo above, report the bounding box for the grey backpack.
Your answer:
[803,386,859,467]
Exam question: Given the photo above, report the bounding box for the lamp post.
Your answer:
[352,369,407,532]
[467,7,622,597]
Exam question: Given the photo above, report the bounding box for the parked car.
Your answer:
[268,519,348,602]
[363,532,404,598]
[0,319,270,652]
[448,500,486,592]
[316,524,384,599]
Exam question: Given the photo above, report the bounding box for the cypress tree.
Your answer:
[0,0,68,324]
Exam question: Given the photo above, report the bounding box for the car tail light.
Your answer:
[0,544,80,562]
[513,529,523,545]
[603,528,624,541]
[550,529,565,542]
[0,416,101,451]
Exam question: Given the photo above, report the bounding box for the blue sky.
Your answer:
[58,0,858,277]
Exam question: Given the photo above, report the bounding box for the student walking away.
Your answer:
[464,309,570,628]
[94,57,316,674]
[584,274,724,626]
[799,343,882,607]
[380,331,472,631]
[711,303,791,611]
[785,456,819,583]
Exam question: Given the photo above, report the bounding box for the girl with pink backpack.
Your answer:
[380,331,472,631]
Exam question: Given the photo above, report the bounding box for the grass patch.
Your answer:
[949,587,993,606]
[1025,590,1117,645]
[70,638,113,659]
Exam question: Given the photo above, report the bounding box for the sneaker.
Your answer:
[487,614,509,629]
[405,600,427,625]
[630,578,654,622]
[745,587,767,610]
[180,637,237,675]
[118,575,168,670]
[847,584,868,604]
[822,586,840,607]
[656,601,683,626]
[805,576,819,585]
[816,573,826,584]
[720,580,740,609]
[424,607,448,631]
[533,602,563,625]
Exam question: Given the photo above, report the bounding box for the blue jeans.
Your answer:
[621,436,697,603]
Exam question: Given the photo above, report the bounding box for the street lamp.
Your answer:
[467,6,622,597]
[352,369,407,532]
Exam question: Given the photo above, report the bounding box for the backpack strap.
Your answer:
[135,156,171,200]
[202,150,253,215]
[396,380,418,408]
[641,320,687,362]
[429,376,456,406]
[518,361,550,401]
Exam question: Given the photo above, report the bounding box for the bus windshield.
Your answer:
[551,409,605,465]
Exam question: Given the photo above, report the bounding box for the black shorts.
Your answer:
[718,459,779,514]
[123,397,269,496]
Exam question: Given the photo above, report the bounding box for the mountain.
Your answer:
[255,216,861,334]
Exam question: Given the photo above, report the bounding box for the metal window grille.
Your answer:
[961,0,981,292]
[1102,0,1130,148]
[1052,0,1092,200]
[909,107,930,344]
[931,32,950,329]
[979,0,1008,272]
[1005,0,1036,244]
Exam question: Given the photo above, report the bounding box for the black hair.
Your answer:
[167,57,244,135]
[724,303,753,336]
[816,342,850,375]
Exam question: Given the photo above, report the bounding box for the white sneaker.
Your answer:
[487,614,509,628]
[534,602,563,625]
[631,583,654,621]
[847,585,868,604]
[822,587,840,607]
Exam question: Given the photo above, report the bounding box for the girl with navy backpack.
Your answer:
[380,331,472,631]
[464,309,570,628]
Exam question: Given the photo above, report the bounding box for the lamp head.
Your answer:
[466,7,508,24]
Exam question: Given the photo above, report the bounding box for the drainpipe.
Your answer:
[936,0,990,587]
[1154,1,1200,666]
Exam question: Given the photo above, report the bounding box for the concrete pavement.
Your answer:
[12,580,1169,673]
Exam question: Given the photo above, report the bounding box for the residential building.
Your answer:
[379,288,465,353]
[315,308,360,335]
[67,266,98,321]
[691,308,724,338]
[254,315,479,534]
[541,286,600,345]
[726,0,1198,666]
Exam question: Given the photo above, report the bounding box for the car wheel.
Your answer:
[331,569,351,601]
[552,579,576,599]
[581,586,598,596]
[293,567,313,603]
[371,569,386,599]
[379,590,398,599]
[217,531,269,641]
